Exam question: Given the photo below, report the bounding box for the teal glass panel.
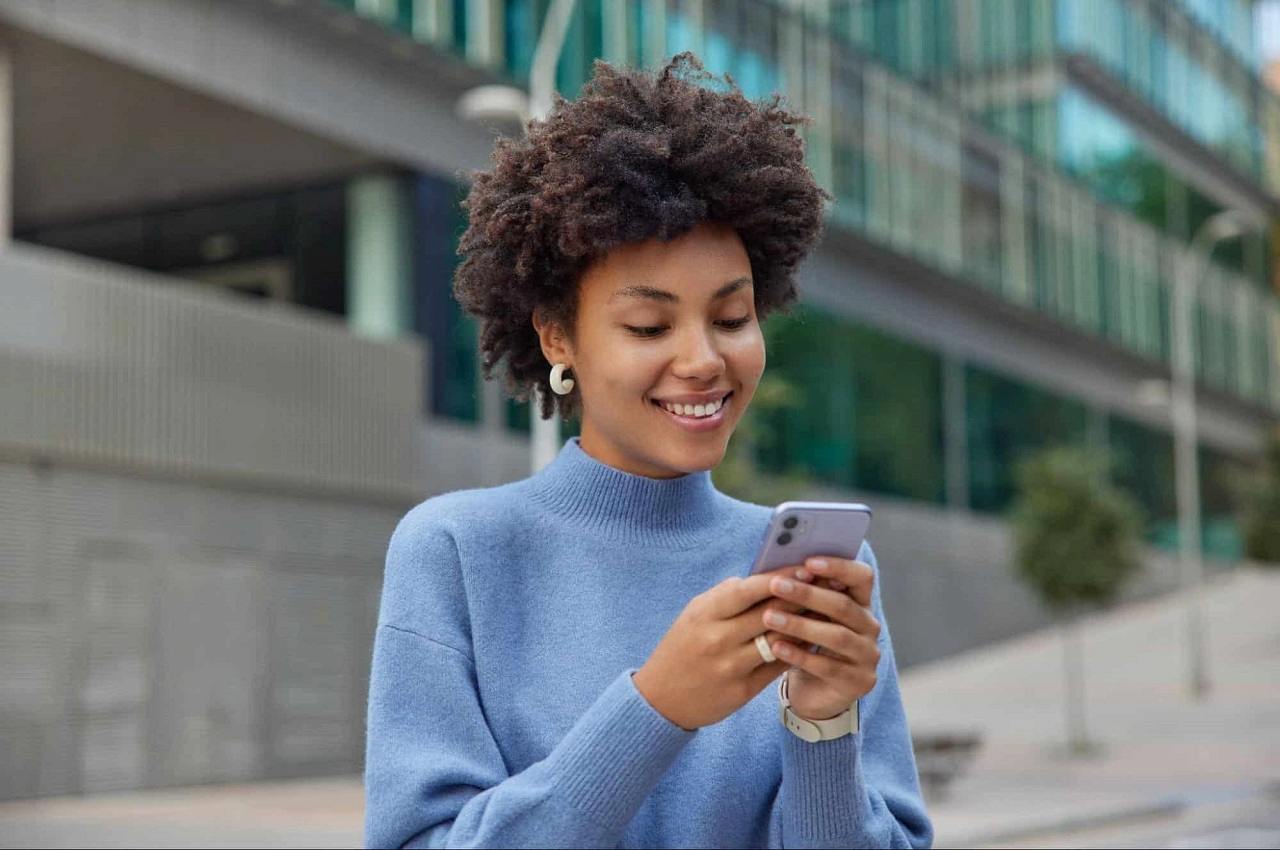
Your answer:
[506,395,533,434]
[756,305,945,503]
[434,180,479,422]
[666,7,699,57]
[453,0,468,53]
[504,0,542,83]
[559,412,582,442]
[1108,414,1176,548]
[443,301,481,422]
[965,364,1088,513]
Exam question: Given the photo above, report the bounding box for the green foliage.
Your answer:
[712,373,815,505]
[1242,428,1280,565]
[1010,446,1145,614]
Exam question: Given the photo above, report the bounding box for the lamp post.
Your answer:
[455,0,578,475]
[1169,208,1250,700]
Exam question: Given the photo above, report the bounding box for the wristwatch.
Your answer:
[777,670,859,742]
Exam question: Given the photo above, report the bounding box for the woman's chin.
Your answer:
[662,437,731,474]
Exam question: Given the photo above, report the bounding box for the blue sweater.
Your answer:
[364,436,933,848]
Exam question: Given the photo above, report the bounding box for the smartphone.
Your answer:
[748,501,872,577]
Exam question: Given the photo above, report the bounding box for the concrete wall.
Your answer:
[0,458,401,800]
[0,245,423,801]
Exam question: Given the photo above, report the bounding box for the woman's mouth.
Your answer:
[651,392,733,433]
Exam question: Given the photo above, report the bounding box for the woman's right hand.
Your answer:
[632,566,816,731]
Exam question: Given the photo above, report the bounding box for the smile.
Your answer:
[651,392,733,433]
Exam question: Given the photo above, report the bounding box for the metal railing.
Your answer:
[0,243,426,499]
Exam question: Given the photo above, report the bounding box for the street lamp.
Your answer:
[455,0,579,475]
[1168,208,1252,700]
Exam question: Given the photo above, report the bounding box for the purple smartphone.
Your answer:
[747,500,872,577]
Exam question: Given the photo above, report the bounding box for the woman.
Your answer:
[364,53,933,849]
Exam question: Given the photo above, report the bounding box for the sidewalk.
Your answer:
[898,565,1280,848]
[0,776,362,849]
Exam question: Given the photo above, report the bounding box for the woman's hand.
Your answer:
[632,565,818,731]
[761,557,881,721]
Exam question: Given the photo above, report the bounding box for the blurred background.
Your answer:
[1,0,1279,847]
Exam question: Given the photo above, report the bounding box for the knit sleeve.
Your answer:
[363,501,697,849]
[767,541,935,849]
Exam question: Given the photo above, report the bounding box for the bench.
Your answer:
[911,729,984,802]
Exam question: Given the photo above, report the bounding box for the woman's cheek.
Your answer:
[729,327,766,378]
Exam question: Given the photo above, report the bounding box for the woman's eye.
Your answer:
[624,325,666,338]
[718,316,752,330]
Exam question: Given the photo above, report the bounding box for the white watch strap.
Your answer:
[777,670,859,742]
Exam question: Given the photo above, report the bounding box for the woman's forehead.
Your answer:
[580,224,753,301]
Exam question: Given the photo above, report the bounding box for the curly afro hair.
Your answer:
[453,51,831,420]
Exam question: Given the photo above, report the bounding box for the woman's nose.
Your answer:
[672,329,725,381]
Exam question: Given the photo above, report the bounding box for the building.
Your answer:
[1,0,1276,799]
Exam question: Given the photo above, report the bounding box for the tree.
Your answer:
[1009,446,1145,755]
[1242,427,1280,566]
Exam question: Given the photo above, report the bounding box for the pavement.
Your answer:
[0,566,1277,849]
[900,564,1280,848]
[0,776,362,849]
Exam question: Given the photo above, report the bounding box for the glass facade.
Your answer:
[756,305,946,504]
[837,0,1275,193]
[17,183,349,314]
[1108,413,1178,546]
[839,1,1280,320]
[1055,0,1269,185]
[965,363,1089,513]
[1057,85,1270,288]
[333,0,1280,415]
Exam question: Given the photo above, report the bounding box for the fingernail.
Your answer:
[773,578,794,593]
[774,643,792,658]
[765,611,787,626]
[796,569,811,581]
[807,558,828,571]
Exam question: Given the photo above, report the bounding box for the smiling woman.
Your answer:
[364,51,933,850]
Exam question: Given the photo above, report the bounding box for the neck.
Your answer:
[528,437,726,547]
[578,421,686,479]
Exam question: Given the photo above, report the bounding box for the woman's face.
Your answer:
[535,220,766,479]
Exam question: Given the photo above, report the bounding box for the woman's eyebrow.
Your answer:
[609,277,752,304]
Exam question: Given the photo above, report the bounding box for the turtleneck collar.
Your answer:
[526,436,727,548]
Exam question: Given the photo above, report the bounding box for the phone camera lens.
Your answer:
[777,532,792,545]
[782,516,798,530]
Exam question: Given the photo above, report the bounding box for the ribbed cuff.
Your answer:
[778,723,866,841]
[545,667,697,829]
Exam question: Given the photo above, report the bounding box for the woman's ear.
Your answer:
[532,308,572,368]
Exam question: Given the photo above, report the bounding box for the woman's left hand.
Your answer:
[762,556,881,721]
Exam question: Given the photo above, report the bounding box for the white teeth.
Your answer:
[661,397,725,418]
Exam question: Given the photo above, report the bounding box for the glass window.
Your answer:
[506,396,532,434]
[504,0,541,83]
[1108,413,1177,548]
[961,142,1003,290]
[414,175,479,422]
[757,305,945,503]
[965,364,1088,512]
[831,55,867,227]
